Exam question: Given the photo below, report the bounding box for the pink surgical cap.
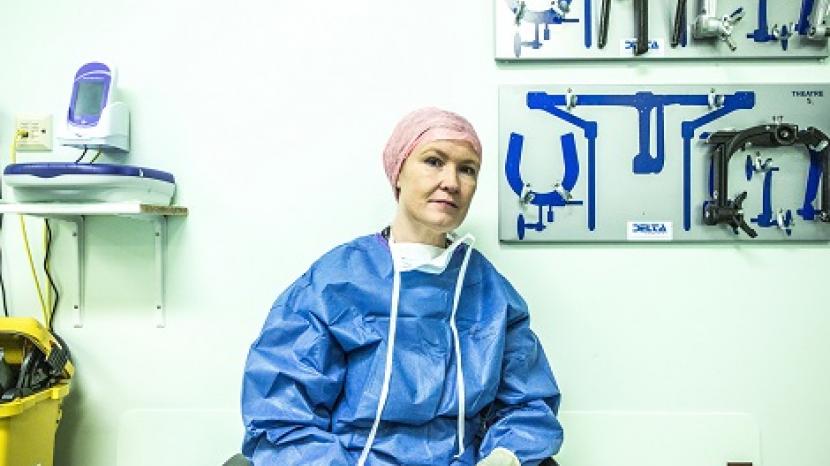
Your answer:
[383,107,482,195]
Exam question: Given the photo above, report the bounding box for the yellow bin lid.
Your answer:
[0,317,74,378]
[0,382,70,418]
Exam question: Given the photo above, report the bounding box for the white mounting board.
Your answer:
[556,411,760,466]
[117,409,242,466]
[495,0,830,60]
[499,83,830,242]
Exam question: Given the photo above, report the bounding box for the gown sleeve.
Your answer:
[478,281,564,465]
[241,275,351,465]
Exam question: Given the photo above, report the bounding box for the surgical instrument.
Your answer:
[692,0,745,51]
[807,0,830,40]
[671,0,688,47]
[635,0,649,55]
[598,0,611,48]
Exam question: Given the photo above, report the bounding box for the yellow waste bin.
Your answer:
[0,318,73,466]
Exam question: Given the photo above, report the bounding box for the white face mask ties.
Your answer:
[360,233,475,465]
[357,252,402,466]
[449,234,475,458]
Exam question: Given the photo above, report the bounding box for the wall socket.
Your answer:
[15,114,53,151]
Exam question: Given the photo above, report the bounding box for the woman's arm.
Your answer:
[478,286,563,466]
[241,278,351,465]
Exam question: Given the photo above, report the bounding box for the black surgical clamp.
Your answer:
[703,123,830,238]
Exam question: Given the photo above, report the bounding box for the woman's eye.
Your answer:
[460,166,477,176]
[424,156,442,167]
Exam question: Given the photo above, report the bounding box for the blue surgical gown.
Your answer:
[241,233,563,465]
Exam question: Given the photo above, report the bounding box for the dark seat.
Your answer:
[224,453,558,465]
[222,454,250,466]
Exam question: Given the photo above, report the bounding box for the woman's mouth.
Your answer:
[430,199,458,209]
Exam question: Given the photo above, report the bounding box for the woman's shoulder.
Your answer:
[305,232,391,283]
[314,232,387,263]
[467,248,505,283]
[271,233,389,309]
[468,248,527,308]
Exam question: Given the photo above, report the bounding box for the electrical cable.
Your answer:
[0,133,28,317]
[19,217,49,324]
[0,133,26,317]
[89,149,102,164]
[0,174,6,317]
[43,220,50,317]
[44,219,59,331]
[6,133,69,354]
[74,146,88,163]
[10,129,50,324]
[0,212,7,317]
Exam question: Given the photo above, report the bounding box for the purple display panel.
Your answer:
[67,62,112,128]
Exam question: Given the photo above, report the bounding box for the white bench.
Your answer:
[556,411,760,466]
[116,409,760,466]
[116,409,243,466]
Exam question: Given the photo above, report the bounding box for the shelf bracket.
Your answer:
[0,203,186,328]
[57,216,85,328]
[154,216,167,328]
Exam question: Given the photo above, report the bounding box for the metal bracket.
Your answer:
[47,215,168,328]
[808,0,830,39]
[17,215,87,328]
[154,217,167,328]
[124,214,169,328]
[520,183,536,205]
[565,88,577,110]
[54,216,86,328]
[751,152,773,173]
[708,89,725,109]
[552,182,573,201]
[693,0,745,51]
[776,208,795,232]
[0,203,186,328]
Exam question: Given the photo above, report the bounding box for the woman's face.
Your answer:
[396,139,480,235]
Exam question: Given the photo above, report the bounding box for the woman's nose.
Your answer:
[440,167,460,192]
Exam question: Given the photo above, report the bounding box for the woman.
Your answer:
[241,107,563,465]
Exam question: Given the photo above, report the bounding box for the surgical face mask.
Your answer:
[389,234,472,274]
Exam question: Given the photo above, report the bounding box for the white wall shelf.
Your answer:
[0,202,188,328]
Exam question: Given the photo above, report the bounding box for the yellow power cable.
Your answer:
[19,216,48,324]
[9,130,50,324]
